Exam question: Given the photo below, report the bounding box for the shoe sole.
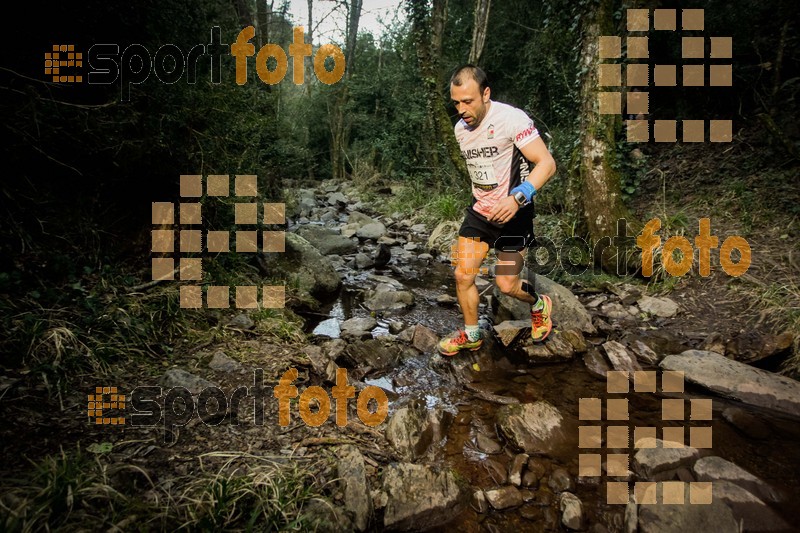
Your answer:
[439,342,483,357]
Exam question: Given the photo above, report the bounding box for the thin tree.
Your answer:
[468,0,491,65]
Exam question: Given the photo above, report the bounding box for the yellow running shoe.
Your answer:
[531,295,553,342]
[437,329,483,356]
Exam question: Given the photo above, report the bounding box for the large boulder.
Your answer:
[692,456,780,503]
[637,489,738,533]
[632,438,701,480]
[262,233,341,300]
[385,402,453,460]
[363,283,415,314]
[336,445,373,531]
[491,275,595,334]
[295,225,357,256]
[382,463,468,531]
[660,350,800,417]
[496,401,570,457]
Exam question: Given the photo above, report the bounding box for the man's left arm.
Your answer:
[487,137,556,223]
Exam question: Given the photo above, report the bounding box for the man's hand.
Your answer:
[487,196,520,224]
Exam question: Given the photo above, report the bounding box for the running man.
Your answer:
[438,65,557,356]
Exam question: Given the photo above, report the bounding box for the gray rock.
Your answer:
[632,438,700,479]
[327,192,348,206]
[637,489,738,533]
[624,501,637,533]
[583,349,611,379]
[559,492,584,530]
[709,480,790,531]
[411,324,438,353]
[638,295,679,317]
[228,313,254,329]
[692,456,780,503]
[630,339,662,365]
[302,345,337,382]
[721,407,771,439]
[492,274,596,333]
[472,490,489,514]
[600,302,632,320]
[340,338,399,374]
[562,329,588,353]
[337,445,373,531]
[548,467,574,493]
[357,222,388,240]
[382,463,468,531]
[418,253,433,261]
[475,433,502,454]
[266,233,341,298]
[493,320,530,347]
[295,225,357,256]
[603,341,642,374]
[544,331,576,360]
[341,317,378,333]
[388,320,405,335]
[436,294,457,306]
[355,253,374,269]
[348,211,376,226]
[160,369,217,394]
[385,402,452,460]
[484,486,523,510]
[496,401,569,457]
[363,284,415,314]
[410,223,427,234]
[660,350,800,417]
[208,351,243,373]
[508,453,529,486]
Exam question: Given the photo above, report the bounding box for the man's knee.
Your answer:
[455,266,478,286]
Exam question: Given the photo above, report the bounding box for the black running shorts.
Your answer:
[458,205,535,252]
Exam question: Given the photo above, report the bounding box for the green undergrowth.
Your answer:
[0,447,330,532]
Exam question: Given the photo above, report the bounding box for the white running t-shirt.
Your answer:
[454,100,540,217]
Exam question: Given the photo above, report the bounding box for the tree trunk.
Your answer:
[330,0,362,181]
[468,0,491,65]
[408,0,469,184]
[574,0,637,273]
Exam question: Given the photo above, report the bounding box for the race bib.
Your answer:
[467,160,497,190]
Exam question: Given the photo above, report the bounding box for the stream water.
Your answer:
[302,250,799,531]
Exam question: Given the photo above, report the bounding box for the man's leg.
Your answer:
[438,236,489,356]
[495,249,553,342]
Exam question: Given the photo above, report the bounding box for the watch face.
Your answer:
[514,192,526,205]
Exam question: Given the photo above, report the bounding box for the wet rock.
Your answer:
[676,467,694,482]
[637,295,679,317]
[160,369,217,394]
[385,402,452,460]
[396,327,415,343]
[472,490,489,514]
[355,253,374,269]
[388,320,405,335]
[484,486,523,510]
[721,407,771,439]
[548,467,574,493]
[637,489,738,533]
[418,253,433,261]
[357,222,388,240]
[295,226,357,256]
[337,445,373,531]
[340,339,400,373]
[342,330,373,342]
[520,505,542,521]
[626,331,690,357]
[493,320,529,347]
[208,351,243,373]
[412,325,439,353]
[603,341,642,374]
[403,242,419,251]
[382,463,468,531]
[583,349,611,379]
[269,233,341,298]
[521,470,539,488]
[692,456,780,503]
[562,329,588,353]
[632,438,700,479]
[508,453,529,486]
[519,490,535,503]
[660,350,800,418]
[341,317,378,334]
[559,492,584,530]
[373,243,392,268]
[484,458,508,484]
[524,457,547,487]
[363,284,415,314]
[496,401,569,456]
[476,433,503,454]
[709,481,790,531]
[544,331,575,360]
[630,339,662,366]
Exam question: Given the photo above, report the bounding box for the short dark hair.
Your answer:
[450,64,489,94]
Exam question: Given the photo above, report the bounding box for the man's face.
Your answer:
[450,78,490,129]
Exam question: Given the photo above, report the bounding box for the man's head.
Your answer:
[450,65,491,129]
